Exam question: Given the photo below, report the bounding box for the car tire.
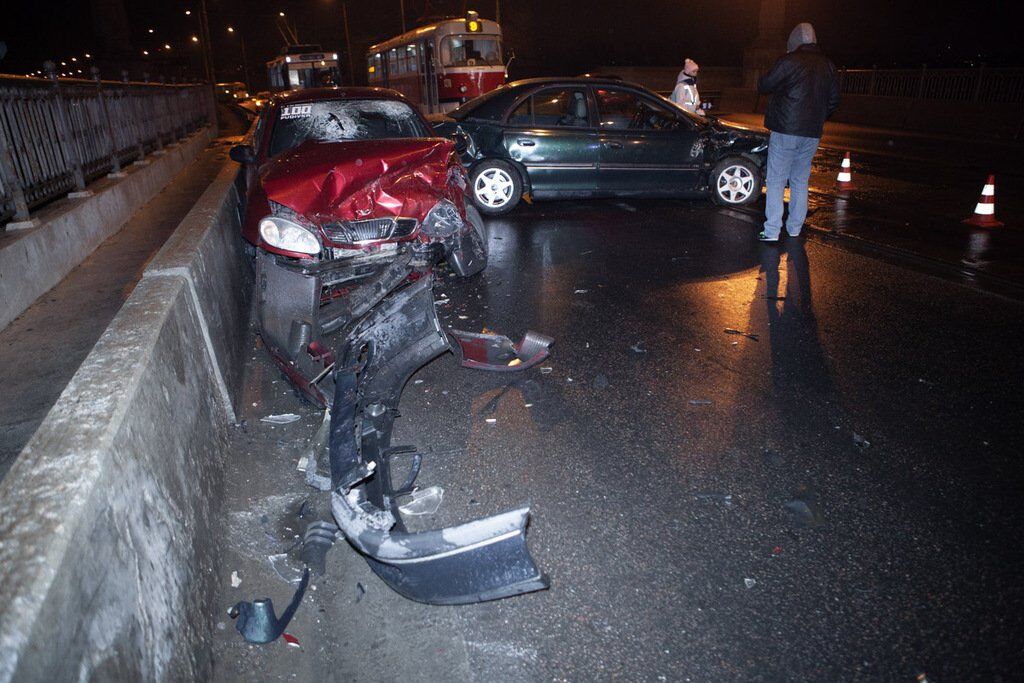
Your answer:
[710,157,761,206]
[470,160,522,215]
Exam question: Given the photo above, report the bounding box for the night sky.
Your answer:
[3,0,1021,83]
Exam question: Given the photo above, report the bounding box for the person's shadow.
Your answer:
[758,240,834,411]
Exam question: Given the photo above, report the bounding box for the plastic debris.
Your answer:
[282,633,301,648]
[299,520,338,576]
[574,289,589,294]
[724,328,759,341]
[230,567,310,644]
[694,492,732,505]
[688,399,713,406]
[398,486,444,516]
[231,571,242,588]
[744,578,756,589]
[853,432,871,450]
[540,367,553,374]
[261,413,301,425]
[485,417,497,423]
[269,553,306,585]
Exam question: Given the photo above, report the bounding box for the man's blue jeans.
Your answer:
[763,132,820,238]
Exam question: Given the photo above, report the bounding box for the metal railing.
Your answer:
[838,66,1024,104]
[0,64,212,226]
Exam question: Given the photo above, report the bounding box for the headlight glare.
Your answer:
[259,216,321,255]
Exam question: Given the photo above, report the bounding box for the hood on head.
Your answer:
[787,22,817,52]
[261,138,457,224]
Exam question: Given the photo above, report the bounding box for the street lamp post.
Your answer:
[342,1,355,85]
[227,27,250,93]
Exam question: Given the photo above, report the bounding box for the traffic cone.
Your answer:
[963,175,1004,227]
[835,152,855,190]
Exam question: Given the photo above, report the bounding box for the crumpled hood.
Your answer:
[261,138,458,224]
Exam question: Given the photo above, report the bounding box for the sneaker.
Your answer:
[786,229,803,238]
[757,231,779,242]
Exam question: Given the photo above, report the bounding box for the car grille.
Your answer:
[322,217,418,245]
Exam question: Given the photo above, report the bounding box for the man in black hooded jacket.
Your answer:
[756,22,840,241]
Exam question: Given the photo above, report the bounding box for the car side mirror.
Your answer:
[229,144,256,165]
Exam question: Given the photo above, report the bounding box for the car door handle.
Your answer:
[516,139,536,146]
[602,141,623,149]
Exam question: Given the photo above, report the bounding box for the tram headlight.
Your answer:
[259,216,321,255]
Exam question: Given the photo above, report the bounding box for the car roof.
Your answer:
[271,87,408,105]
[450,77,652,121]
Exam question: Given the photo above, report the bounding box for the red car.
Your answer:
[230,87,487,404]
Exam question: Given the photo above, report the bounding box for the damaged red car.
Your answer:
[229,88,549,606]
[230,88,488,405]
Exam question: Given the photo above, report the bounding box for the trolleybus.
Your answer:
[266,44,342,91]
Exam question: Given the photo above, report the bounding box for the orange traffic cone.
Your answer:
[835,152,855,190]
[963,175,1004,228]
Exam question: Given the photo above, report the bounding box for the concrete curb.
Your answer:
[0,156,248,681]
[0,127,214,331]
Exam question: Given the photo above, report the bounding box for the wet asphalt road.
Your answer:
[212,187,1024,680]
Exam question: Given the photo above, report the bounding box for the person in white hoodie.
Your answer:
[670,58,703,116]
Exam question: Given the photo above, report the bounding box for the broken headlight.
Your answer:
[259,215,322,255]
[420,199,464,238]
[322,217,418,246]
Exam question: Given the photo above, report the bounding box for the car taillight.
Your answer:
[322,217,418,246]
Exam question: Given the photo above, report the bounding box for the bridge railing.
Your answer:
[0,66,212,226]
[838,66,1024,104]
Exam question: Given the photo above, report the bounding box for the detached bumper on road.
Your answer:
[323,275,548,604]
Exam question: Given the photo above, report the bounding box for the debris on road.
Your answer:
[694,491,732,505]
[355,582,366,603]
[450,328,554,372]
[688,399,713,406]
[630,342,648,354]
[230,567,310,644]
[299,520,338,576]
[540,367,553,374]
[744,578,756,589]
[574,289,589,294]
[398,486,445,516]
[282,633,301,648]
[260,413,301,425]
[231,571,242,588]
[853,432,872,450]
[724,328,759,341]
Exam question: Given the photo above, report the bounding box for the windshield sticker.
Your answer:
[280,104,313,119]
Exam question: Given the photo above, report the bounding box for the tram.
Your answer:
[266,44,342,91]
[366,11,505,114]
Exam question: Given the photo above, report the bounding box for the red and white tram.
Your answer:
[366,12,505,114]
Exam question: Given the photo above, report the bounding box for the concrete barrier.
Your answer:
[0,157,249,681]
[0,126,214,331]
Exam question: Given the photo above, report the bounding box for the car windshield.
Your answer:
[269,99,428,157]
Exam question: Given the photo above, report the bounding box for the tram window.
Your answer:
[407,45,418,72]
[387,50,399,75]
[531,88,589,128]
[441,36,501,67]
[595,88,681,131]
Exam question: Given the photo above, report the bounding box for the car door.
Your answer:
[592,86,704,195]
[501,86,599,198]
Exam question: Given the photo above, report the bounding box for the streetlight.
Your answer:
[164,43,171,50]
[192,35,199,43]
[148,28,154,33]
[185,9,191,15]
[142,50,149,56]
[226,26,250,93]
[84,53,91,58]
